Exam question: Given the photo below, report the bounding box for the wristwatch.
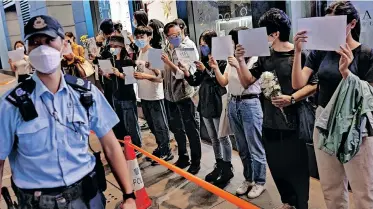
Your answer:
[123,192,136,201]
[290,96,296,105]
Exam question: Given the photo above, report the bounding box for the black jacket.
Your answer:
[185,61,227,118]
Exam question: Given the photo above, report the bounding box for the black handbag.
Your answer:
[297,100,316,144]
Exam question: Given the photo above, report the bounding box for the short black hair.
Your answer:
[228,26,249,47]
[199,30,217,50]
[14,40,26,54]
[65,32,75,41]
[134,10,149,27]
[134,26,153,37]
[164,22,179,35]
[100,19,114,35]
[258,8,291,42]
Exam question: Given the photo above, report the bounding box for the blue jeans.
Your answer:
[228,98,266,185]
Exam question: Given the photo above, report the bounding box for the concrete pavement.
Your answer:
[0,73,355,209]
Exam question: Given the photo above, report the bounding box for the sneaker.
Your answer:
[247,184,265,199]
[174,157,190,169]
[205,159,223,182]
[151,150,174,166]
[187,164,200,175]
[213,161,234,188]
[236,180,254,195]
[146,148,161,162]
[135,150,143,158]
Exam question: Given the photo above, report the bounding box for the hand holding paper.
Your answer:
[297,16,347,51]
[122,66,137,84]
[175,48,198,67]
[8,49,24,62]
[148,48,164,70]
[211,35,234,60]
[238,27,270,57]
[98,60,113,74]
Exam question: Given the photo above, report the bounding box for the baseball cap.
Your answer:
[100,19,114,35]
[24,15,64,41]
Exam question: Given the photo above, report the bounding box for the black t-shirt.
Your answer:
[251,49,317,130]
[113,59,136,101]
[305,45,373,107]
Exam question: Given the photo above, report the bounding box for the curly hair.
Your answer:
[258,8,291,42]
[326,1,360,41]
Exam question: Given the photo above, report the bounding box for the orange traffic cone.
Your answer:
[116,136,152,209]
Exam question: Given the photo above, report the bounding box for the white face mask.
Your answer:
[29,45,61,74]
[16,46,25,51]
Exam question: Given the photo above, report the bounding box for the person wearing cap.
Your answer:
[109,34,142,149]
[0,15,136,209]
[161,20,202,174]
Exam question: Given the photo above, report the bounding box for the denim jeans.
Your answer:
[113,99,142,147]
[202,117,232,162]
[165,98,202,165]
[141,99,170,151]
[228,98,266,185]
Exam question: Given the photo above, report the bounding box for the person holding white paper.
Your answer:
[161,20,202,175]
[179,30,234,188]
[133,26,173,165]
[108,34,142,149]
[8,41,31,83]
[293,2,373,209]
[212,26,266,199]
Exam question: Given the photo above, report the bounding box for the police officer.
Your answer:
[0,15,136,209]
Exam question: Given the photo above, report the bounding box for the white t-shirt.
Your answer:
[136,50,164,101]
[227,56,261,96]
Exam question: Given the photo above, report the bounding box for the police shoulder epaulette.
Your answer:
[64,74,92,92]
[5,78,36,107]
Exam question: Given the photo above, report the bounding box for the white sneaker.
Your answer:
[247,184,265,199]
[236,180,254,195]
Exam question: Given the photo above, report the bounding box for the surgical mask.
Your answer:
[29,45,61,74]
[169,36,182,47]
[132,20,137,27]
[16,46,25,51]
[200,45,210,57]
[135,39,148,49]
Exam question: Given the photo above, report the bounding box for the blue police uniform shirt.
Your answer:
[0,73,119,189]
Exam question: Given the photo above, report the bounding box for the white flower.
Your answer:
[264,91,271,98]
[261,72,275,81]
[273,84,281,90]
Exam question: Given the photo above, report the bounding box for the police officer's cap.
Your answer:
[100,19,114,35]
[24,15,65,41]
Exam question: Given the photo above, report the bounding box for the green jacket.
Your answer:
[315,73,373,163]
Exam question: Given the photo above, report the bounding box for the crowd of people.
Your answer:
[3,1,373,209]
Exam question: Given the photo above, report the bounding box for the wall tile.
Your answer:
[47,5,74,27]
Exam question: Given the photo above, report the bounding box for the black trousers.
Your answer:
[165,98,201,165]
[262,128,310,209]
[102,77,114,108]
[141,99,170,152]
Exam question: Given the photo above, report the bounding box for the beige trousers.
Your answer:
[314,107,373,209]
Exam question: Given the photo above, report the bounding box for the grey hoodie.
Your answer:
[162,36,199,102]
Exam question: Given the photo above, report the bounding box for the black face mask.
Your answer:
[96,42,103,47]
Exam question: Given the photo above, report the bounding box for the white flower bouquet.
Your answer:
[260,71,288,123]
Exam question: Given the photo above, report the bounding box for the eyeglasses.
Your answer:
[167,33,181,39]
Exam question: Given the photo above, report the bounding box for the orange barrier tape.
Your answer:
[118,140,260,209]
[0,79,15,86]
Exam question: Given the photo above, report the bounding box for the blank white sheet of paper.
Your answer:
[175,48,198,66]
[238,27,270,57]
[122,66,137,84]
[297,16,347,51]
[98,60,113,74]
[148,48,164,70]
[8,49,24,62]
[212,35,234,60]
